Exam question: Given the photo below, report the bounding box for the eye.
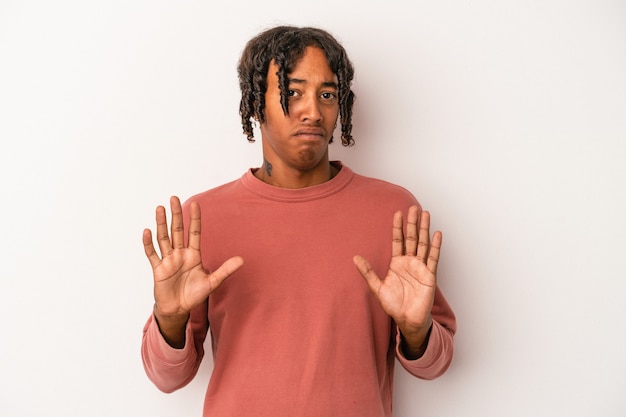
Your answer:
[321,91,338,100]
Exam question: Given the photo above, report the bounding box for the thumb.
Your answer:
[206,256,245,292]
[353,255,382,294]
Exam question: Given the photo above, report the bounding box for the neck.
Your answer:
[254,160,338,189]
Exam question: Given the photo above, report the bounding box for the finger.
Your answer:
[416,211,431,262]
[206,256,245,292]
[142,228,162,269]
[187,202,202,251]
[353,255,383,294]
[405,205,419,256]
[170,196,184,249]
[155,204,173,257]
[427,230,443,274]
[391,210,404,257]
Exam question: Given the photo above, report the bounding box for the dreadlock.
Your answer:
[237,25,356,146]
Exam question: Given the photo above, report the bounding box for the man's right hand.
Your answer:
[142,196,244,347]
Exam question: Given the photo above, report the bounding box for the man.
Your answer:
[141,25,456,416]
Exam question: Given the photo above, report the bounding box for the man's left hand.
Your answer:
[353,206,441,359]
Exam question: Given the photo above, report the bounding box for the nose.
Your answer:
[300,95,322,123]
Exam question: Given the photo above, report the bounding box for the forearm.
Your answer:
[141,314,201,393]
[398,318,433,360]
[396,286,457,379]
[153,305,190,349]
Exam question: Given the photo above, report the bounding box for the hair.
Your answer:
[237,25,356,146]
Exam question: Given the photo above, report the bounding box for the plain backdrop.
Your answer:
[1,1,625,416]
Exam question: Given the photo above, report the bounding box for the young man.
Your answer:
[141,25,456,416]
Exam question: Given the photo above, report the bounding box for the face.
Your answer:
[259,46,340,174]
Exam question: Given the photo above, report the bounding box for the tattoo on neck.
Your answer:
[263,159,273,177]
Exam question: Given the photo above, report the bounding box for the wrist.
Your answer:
[153,305,190,349]
[153,304,189,324]
[398,319,433,360]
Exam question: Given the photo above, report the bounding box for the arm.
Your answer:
[141,300,209,393]
[395,285,456,379]
[354,206,456,377]
[140,196,244,391]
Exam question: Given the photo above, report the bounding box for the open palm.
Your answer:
[143,196,244,317]
[353,206,441,333]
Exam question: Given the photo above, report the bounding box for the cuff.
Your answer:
[395,320,454,380]
[143,313,196,365]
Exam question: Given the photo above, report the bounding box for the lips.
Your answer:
[294,128,325,140]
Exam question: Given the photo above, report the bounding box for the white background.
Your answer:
[1,1,625,416]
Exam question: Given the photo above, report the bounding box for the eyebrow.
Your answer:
[288,78,338,89]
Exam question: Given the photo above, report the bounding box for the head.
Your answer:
[238,25,356,146]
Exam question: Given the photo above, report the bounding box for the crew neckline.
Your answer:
[240,161,354,202]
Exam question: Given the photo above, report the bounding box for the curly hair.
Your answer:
[237,25,356,146]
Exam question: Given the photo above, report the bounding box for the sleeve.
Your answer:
[395,285,457,380]
[141,300,209,393]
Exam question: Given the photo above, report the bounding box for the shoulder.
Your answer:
[181,175,246,213]
[350,171,420,206]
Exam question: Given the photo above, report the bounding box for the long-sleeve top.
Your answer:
[142,162,456,417]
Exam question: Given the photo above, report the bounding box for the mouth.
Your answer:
[293,129,326,141]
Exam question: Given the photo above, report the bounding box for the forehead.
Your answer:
[269,47,337,83]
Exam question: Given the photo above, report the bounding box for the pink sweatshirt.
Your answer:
[142,163,456,416]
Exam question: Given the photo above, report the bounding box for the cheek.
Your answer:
[325,108,340,126]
